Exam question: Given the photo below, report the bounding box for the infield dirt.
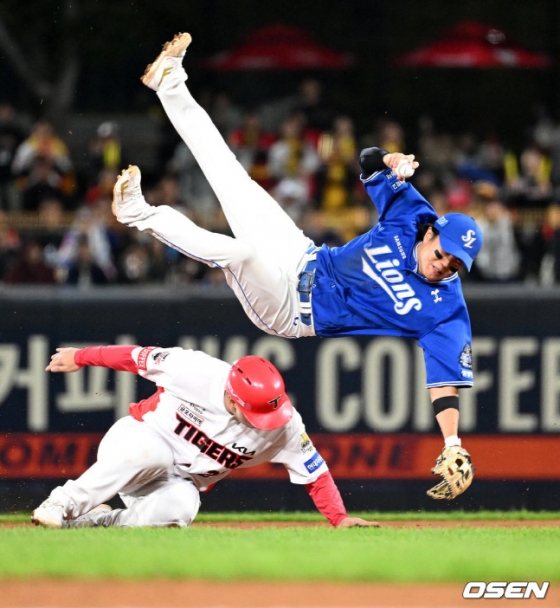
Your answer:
[0,580,559,607]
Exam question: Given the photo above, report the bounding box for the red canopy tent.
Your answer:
[198,24,354,71]
[392,21,551,68]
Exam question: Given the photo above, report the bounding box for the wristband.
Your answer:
[432,395,459,415]
[444,435,461,447]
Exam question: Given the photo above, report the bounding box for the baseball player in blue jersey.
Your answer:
[113,33,480,499]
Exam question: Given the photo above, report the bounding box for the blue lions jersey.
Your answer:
[312,168,473,389]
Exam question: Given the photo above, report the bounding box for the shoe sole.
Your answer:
[31,510,63,528]
[112,165,140,217]
[141,32,192,86]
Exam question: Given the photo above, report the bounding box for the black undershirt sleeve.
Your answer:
[359,147,390,176]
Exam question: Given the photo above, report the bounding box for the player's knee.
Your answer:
[149,483,200,527]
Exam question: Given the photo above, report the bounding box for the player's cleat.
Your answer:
[66,504,112,529]
[141,32,192,91]
[31,498,66,528]
[112,165,150,225]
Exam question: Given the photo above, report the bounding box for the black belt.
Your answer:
[297,258,316,326]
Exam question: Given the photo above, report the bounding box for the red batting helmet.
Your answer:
[225,356,293,430]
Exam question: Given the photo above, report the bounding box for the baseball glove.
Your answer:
[427,446,474,500]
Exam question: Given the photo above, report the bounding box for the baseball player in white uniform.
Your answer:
[31,345,378,528]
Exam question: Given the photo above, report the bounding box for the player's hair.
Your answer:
[416,223,440,242]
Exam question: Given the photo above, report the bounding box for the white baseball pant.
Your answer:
[48,416,200,527]
[129,67,317,338]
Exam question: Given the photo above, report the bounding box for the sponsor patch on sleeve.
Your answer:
[137,347,157,371]
[459,344,473,369]
[304,451,325,474]
[300,433,314,453]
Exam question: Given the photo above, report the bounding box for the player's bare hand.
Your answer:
[336,516,381,528]
[382,153,419,172]
[46,348,80,373]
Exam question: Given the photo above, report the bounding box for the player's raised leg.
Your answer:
[112,165,254,269]
[112,166,313,337]
[141,33,312,268]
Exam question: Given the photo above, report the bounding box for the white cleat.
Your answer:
[141,32,192,91]
[31,498,66,529]
[112,165,150,225]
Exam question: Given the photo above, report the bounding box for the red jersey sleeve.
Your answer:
[74,345,140,373]
[305,471,347,527]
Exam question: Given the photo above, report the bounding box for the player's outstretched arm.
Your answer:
[336,516,380,528]
[305,471,381,528]
[46,345,140,374]
[359,147,419,180]
[46,347,81,373]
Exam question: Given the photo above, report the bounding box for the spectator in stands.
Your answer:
[416,115,455,175]
[504,145,553,208]
[291,79,333,146]
[267,114,321,209]
[210,91,242,138]
[379,119,405,155]
[117,236,174,285]
[57,203,116,283]
[36,197,67,273]
[271,178,308,224]
[12,120,75,200]
[3,238,56,284]
[0,210,20,280]
[540,203,560,285]
[20,157,67,211]
[299,210,345,250]
[228,110,276,190]
[170,142,219,225]
[0,103,26,210]
[86,122,126,188]
[259,78,332,139]
[454,132,504,187]
[85,168,119,207]
[315,115,359,212]
[471,182,520,282]
[65,234,109,287]
[444,179,474,214]
[151,175,188,213]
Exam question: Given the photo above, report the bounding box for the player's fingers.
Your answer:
[353,518,381,527]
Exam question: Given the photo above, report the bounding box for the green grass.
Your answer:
[1,513,560,582]
[3,509,560,524]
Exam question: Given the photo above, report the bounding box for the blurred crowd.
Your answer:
[2,79,560,288]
